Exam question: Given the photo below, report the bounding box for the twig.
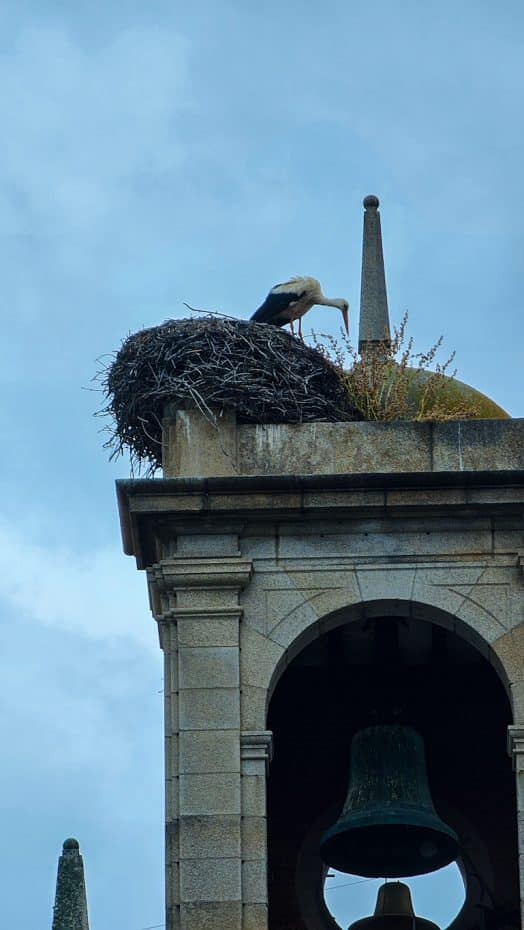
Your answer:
[182,302,239,321]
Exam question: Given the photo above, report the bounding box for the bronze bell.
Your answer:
[348,881,440,930]
[320,725,459,877]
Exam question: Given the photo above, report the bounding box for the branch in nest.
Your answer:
[97,316,361,471]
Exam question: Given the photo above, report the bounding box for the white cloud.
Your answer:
[0,517,162,789]
[0,517,156,651]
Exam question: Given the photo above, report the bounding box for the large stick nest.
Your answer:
[100,316,361,470]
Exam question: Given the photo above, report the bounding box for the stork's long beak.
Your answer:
[341,306,349,335]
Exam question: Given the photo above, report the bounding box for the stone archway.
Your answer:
[261,602,519,930]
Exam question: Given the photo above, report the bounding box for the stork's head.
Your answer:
[314,285,350,335]
[329,297,349,335]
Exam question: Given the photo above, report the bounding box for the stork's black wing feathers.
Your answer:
[250,289,306,326]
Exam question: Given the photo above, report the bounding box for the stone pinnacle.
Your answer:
[358,194,391,354]
[51,838,90,930]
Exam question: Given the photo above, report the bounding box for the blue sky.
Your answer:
[0,2,522,928]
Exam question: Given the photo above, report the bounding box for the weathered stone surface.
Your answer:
[206,418,524,478]
[177,617,240,648]
[176,533,240,557]
[493,624,524,687]
[179,902,242,930]
[241,817,267,860]
[432,420,524,472]
[455,594,508,645]
[356,566,416,605]
[179,858,241,901]
[166,772,180,817]
[176,588,241,611]
[241,860,268,903]
[179,815,241,859]
[179,773,241,815]
[241,775,267,817]
[163,405,238,478]
[240,625,285,690]
[277,522,492,561]
[511,682,524,724]
[241,903,268,930]
[240,686,269,731]
[179,689,240,730]
[179,646,239,689]
[240,532,277,560]
[167,903,181,930]
[179,730,240,774]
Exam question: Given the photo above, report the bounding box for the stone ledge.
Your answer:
[160,411,523,479]
[118,469,524,566]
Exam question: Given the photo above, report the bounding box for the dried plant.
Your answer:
[310,313,480,422]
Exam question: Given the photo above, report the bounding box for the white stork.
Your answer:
[250,276,349,338]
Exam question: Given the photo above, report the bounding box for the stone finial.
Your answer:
[52,838,90,930]
[358,194,391,354]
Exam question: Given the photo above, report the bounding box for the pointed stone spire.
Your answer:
[358,194,391,355]
[52,838,90,930]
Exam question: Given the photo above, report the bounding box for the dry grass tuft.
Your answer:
[311,313,481,423]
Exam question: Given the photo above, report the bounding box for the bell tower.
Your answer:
[117,197,524,929]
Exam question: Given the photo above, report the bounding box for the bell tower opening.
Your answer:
[324,862,465,928]
[266,610,518,930]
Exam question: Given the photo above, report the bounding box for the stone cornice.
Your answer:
[507,726,524,770]
[241,730,273,770]
[117,470,524,566]
[148,557,253,592]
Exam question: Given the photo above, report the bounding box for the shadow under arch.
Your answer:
[264,597,519,930]
[265,597,512,721]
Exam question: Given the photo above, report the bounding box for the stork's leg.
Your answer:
[298,316,303,339]
[290,320,295,335]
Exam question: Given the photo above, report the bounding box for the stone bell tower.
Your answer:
[117,197,524,929]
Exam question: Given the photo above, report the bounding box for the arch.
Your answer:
[264,598,519,930]
[262,596,515,725]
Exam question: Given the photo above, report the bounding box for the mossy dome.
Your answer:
[407,369,509,419]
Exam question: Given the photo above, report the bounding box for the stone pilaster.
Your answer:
[240,731,273,930]
[507,726,524,914]
[148,554,252,930]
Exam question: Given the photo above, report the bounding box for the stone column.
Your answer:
[507,725,524,919]
[148,554,253,930]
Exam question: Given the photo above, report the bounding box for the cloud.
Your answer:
[0,517,156,651]
[0,514,162,795]
[0,25,190,237]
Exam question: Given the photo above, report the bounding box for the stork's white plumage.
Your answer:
[250,276,349,337]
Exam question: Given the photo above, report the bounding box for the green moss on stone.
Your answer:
[407,369,509,420]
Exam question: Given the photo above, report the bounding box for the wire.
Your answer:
[136,879,379,926]
[325,877,378,890]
